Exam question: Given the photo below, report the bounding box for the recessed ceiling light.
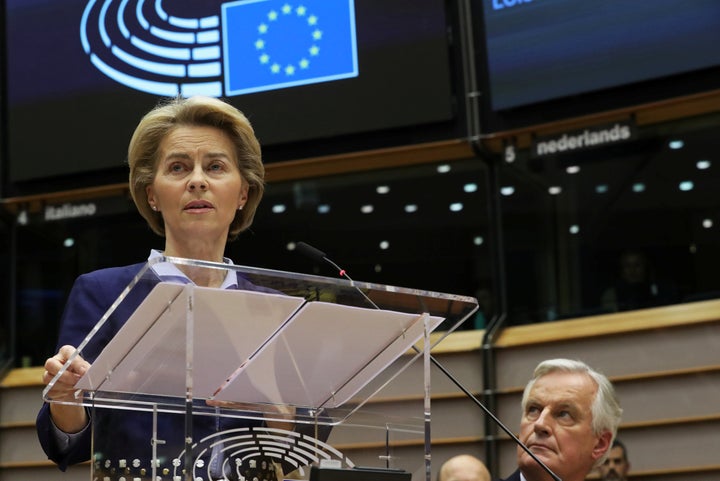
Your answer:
[632,183,645,193]
[361,204,374,214]
[376,185,390,194]
[464,183,478,193]
[404,204,418,213]
[317,204,330,214]
[566,165,580,174]
[449,202,463,212]
[548,186,562,195]
[668,139,684,150]
[696,160,711,170]
[436,164,451,174]
[679,181,694,192]
[500,186,515,196]
[272,204,286,213]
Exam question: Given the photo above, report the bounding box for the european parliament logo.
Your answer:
[80,0,358,98]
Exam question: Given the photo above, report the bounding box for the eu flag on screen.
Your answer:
[222,0,358,96]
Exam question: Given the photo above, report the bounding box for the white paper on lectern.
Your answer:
[75,283,306,399]
[212,301,444,408]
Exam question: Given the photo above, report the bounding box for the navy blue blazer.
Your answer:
[499,470,522,481]
[36,263,283,472]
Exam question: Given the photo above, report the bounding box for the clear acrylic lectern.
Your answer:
[44,256,477,481]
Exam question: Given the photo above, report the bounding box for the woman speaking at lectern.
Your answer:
[36,96,298,478]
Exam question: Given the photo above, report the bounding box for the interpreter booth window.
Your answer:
[230,159,492,331]
[11,159,490,367]
[498,114,720,325]
[12,202,157,368]
[0,214,13,372]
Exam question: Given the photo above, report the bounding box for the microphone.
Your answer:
[295,242,379,309]
[295,241,562,481]
[295,241,327,264]
[296,241,349,280]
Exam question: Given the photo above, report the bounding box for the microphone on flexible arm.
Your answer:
[295,241,380,309]
[294,241,562,481]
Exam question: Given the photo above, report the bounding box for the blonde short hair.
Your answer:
[128,96,264,240]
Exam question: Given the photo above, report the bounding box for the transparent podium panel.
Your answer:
[43,257,477,480]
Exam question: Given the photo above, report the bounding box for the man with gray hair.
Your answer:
[500,359,622,481]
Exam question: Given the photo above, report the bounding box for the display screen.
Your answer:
[5,0,455,184]
[480,0,720,111]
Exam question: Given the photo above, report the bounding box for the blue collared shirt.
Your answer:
[148,249,239,289]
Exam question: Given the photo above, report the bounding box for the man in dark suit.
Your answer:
[499,359,622,481]
[598,439,630,481]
